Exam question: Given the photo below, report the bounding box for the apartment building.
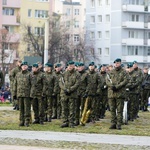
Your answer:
[86,0,150,67]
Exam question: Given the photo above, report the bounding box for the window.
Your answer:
[66,21,70,28]
[105,31,110,39]
[3,0,7,5]
[98,48,102,55]
[34,27,44,35]
[27,26,32,34]
[74,34,79,42]
[128,31,138,38]
[3,8,14,15]
[129,0,140,5]
[66,8,71,16]
[135,46,138,55]
[148,47,150,55]
[106,14,110,22]
[91,16,95,23]
[91,0,95,7]
[105,48,109,55]
[128,46,139,55]
[35,10,48,18]
[148,32,150,39]
[105,0,110,5]
[3,26,14,33]
[98,0,102,6]
[2,43,9,50]
[65,34,70,41]
[28,9,32,17]
[74,9,79,15]
[98,31,102,39]
[98,15,102,22]
[90,32,95,39]
[74,21,79,28]
[131,14,139,22]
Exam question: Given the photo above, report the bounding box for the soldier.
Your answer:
[59,61,80,128]
[43,63,55,122]
[99,64,108,119]
[141,67,150,111]
[76,62,88,125]
[84,62,101,123]
[106,58,128,130]
[30,63,46,125]
[0,69,4,89]
[53,63,63,119]
[132,60,143,118]
[9,59,22,110]
[13,62,31,127]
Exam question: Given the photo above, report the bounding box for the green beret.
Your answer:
[45,63,53,67]
[78,62,84,66]
[75,62,79,67]
[68,60,74,65]
[133,60,137,64]
[121,64,124,68]
[127,63,133,68]
[89,62,95,66]
[21,61,28,66]
[32,63,38,68]
[114,58,121,63]
[55,63,61,68]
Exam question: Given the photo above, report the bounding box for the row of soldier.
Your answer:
[9,59,150,129]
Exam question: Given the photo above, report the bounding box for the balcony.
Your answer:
[122,21,144,29]
[2,0,21,8]
[122,56,147,63]
[122,39,144,46]
[122,5,144,12]
[2,15,20,26]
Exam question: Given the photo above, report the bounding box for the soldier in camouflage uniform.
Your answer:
[141,67,150,111]
[59,61,80,128]
[43,63,55,122]
[99,64,108,119]
[132,61,143,118]
[30,64,46,125]
[126,63,139,121]
[76,62,88,126]
[13,62,31,127]
[85,62,101,123]
[53,63,63,119]
[9,59,22,110]
[106,58,128,130]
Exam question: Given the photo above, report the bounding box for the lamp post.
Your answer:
[44,19,49,65]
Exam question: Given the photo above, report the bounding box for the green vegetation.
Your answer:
[0,106,150,136]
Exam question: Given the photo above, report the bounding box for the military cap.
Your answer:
[75,62,79,67]
[32,63,39,68]
[21,61,28,66]
[45,63,53,67]
[127,63,133,68]
[68,60,74,65]
[89,62,95,66]
[133,60,137,64]
[78,62,84,66]
[55,63,61,68]
[114,58,121,63]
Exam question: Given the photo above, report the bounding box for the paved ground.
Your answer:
[0,130,150,146]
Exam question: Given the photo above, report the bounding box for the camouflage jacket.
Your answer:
[53,71,63,95]
[106,67,128,99]
[13,70,31,98]
[59,69,80,98]
[44,71,55,96]
[77,70,88,96]
[0,71,4,88]
[30,70,45,98]
[85,70,101,96]
[142,73,150,90]
[126,70,140,94]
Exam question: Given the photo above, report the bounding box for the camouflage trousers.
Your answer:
[18,97,31,124]
[52,94,61,119]
[108,98,124,126]
[61,97,76,125]
[32,96,44,122]
[141,89,150,111]
[44,96,53,118]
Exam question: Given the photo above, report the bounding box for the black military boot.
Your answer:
[19,122,24,126]
[60,123,69,128]
[40,121,44,125]
[24,122,29,127]
[117,125,122,130]
[44,115,48,122]
[32,120,40,124]
[69,123,75,128]
[48,117,52,122]
[109,124,116,129]
[74,120,79,126]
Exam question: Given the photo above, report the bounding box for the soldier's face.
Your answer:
[77,66,84,72]
[68,64,75,71]
[89,65,95,71]
[114,62,121,68]
[55,67,61,72]
[143,69,148,74]
[21,65,28,71]
[101,66,106,72]
[45,66,51,72]
[133,63,138,68]
[32,67,38,72]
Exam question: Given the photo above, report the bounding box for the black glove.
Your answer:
[13,95,17,100]
[112,86,117,91]
[52,93,56,98]
[83,93,88,98]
